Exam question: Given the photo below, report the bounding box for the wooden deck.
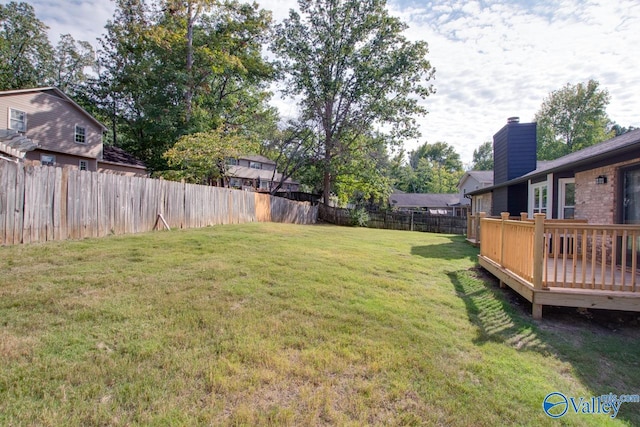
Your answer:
[544,257,640,291]
[474,213,640,319]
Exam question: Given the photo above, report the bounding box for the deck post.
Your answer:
[467,214,472,238]
[477,212,486,246]
[520,212,528,221]
[532,213,546,319]
[500,212,510,266]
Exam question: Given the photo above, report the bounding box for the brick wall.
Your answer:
[575,159,640,224]
[575,166,616,224]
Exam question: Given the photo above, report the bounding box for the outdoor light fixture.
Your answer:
[596,175,608,185]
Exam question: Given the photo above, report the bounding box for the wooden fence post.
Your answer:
[532,213,546,320]
[500,212,510,266]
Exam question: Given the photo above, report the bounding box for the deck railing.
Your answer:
[543,223,639,291]
[479,213,640,293]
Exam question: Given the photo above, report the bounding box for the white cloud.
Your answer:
[9,0,640,166]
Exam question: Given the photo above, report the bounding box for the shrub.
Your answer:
[349,207,370,227]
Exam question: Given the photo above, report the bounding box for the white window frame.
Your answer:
[40,154,55,166]
[75,125,86,144]
[473,194,489,215]
[558,178,576,219]
[229,178,241,188]
[9,108,26,132]
[259,180,270,190]
[249,161,262,170]
[79,160,88,171]
[529,178,552,219]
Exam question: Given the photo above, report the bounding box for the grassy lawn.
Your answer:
[1,223,639,426]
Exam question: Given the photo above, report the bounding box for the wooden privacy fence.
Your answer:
[0,161,317,245]
[319,204,467,234]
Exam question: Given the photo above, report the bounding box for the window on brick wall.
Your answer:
[558,178,575,219]
[621,165,640,266]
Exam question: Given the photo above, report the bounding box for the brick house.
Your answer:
[466,118,640,226]
[0,87,146,176]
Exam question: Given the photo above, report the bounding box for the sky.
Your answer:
[9,0,640,166]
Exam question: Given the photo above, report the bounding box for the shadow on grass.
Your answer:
[449,267,640,425]
[411,236,478,262]
[447,268,548,353]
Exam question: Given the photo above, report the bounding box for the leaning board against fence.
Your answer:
[0,161,317,245]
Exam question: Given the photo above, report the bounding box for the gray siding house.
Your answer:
[0,87,107,171]
[0,87,146,176]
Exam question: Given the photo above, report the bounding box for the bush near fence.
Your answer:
[319,204,466,235]
[0,161,317,245]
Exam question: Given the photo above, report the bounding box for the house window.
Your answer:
[558,178,575,219]
[229,178,241,188]
[79,160,88,171]
[474,194,489,214]
[226,157,238,166]
[250,161,262,170]
[259,180,270,190]
[75,125,86,144]
[40,154,55,166]
[531,182,548,216]
[623,166,640,224]
[9,109,26,132]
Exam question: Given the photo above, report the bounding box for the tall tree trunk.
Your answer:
[323,143,332,205]
[185,1,194,123]
[111,97,117,145]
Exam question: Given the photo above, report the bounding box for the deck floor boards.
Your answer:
[544,258,640,291]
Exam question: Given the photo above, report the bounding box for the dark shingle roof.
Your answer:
[468,129,640,195]
[240,154,276,165]
[521,129,640,179]
[102,146,146,168]
[389,193,459,208]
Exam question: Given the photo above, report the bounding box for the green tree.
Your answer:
[535,80,614,160]
[88,0,275,172]
[163,127,258,184]
[52,34,96,93]
[471,141,493,170]
[409,141,462,172]
[0,1,53,89]
[273,0,435,204]
[332,133,393,207]
[394,141,463,193]
[260,121,320,195]
[610,123,638,137]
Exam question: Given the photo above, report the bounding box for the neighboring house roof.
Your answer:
[466,170,494,183]
[227,165,298,184]
[458,170,494,188]
[467,129,640,196]
[100,146,146,169]
[0,87,108,132]
[239,154,276,165]
[0,129,37,159]
[389,193,460,208]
